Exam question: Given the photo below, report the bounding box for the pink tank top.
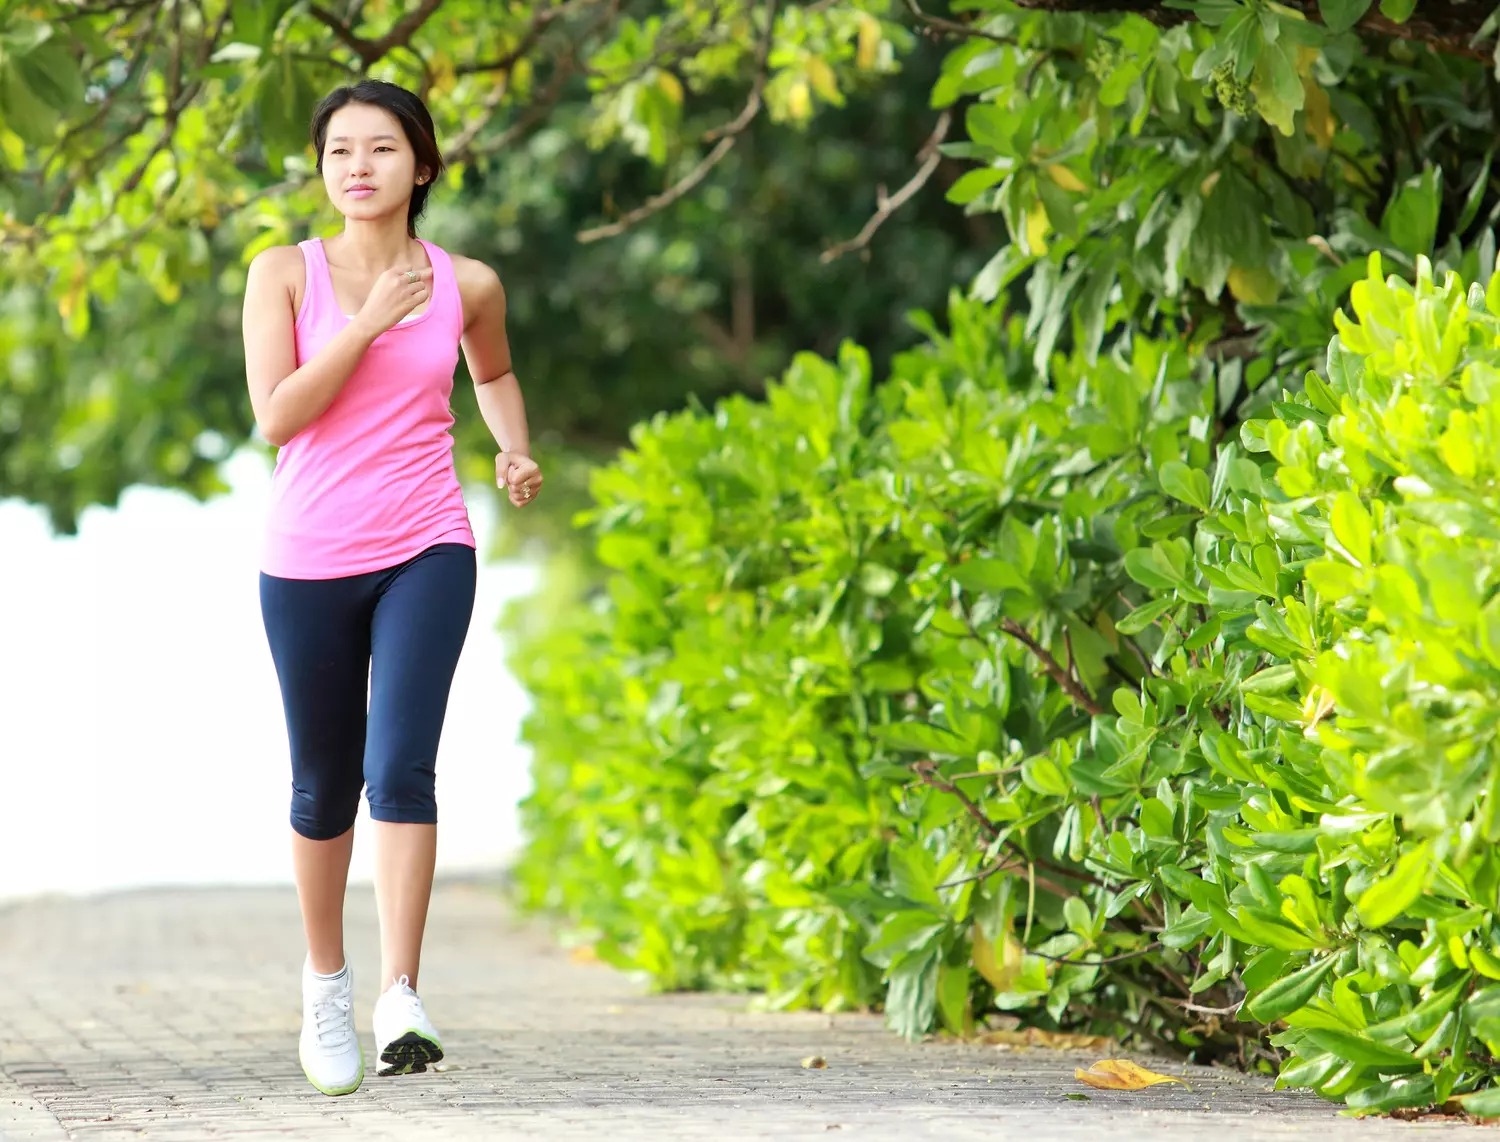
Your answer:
[261,237,476,579]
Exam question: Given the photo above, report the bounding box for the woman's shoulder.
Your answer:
[246,243,308,283]
[441,250,507,321]
[446,250,502,291]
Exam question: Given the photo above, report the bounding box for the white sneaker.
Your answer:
[372,975,444,1076]
[299,959,364,1096]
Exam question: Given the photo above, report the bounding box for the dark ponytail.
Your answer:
[309,80,446,237]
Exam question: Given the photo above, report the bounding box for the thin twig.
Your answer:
[910,761,1106,892]
[305,0,445,66]
[937,856,1024,889]
[998,617,1105,715]
[1168,999,1242,1016]
[576,0,778,242]
[1028,942,1161,967]
[454,0,585,75]
[904,0,1019,45]
[912,760,999,841]
[820,109,952,263]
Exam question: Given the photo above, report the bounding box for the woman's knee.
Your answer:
[290,774,362,840]
[364,752,438,825]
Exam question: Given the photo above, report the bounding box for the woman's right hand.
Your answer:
[354,266,433,338]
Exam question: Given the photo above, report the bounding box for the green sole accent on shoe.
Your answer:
[377,1030,444,1076]
[302,1056,365,1096]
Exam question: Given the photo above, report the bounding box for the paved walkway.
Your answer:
[0,882,1482,1139]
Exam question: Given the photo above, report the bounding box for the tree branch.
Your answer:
[1010,0,1492,60]
[820,109,952,263]
[996,617,1105,715]
[575,0,778,243]
[937,855,1025,889]
[911,761,1106,892]
[305,0,446,67]
[913,760,1002,841]
[455,1,584,76]
[904,0,1018,46]
[449,2,619,164]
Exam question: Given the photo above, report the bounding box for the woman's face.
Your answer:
[320,102,423,227]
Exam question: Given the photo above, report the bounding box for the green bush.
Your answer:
[510,256,1500,1114]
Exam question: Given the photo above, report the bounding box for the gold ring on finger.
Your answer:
[406,269,417,284]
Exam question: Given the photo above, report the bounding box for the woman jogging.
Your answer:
[240,79,542,1097]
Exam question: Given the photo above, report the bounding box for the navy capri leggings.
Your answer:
[259,542,477,841]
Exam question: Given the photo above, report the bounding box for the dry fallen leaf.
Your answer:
[980,1028,1114,1052]
[1074,1059,1191,1092]
[569,945,601,964]
[801,1055,828,1070]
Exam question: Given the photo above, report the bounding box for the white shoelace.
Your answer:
[385,975,425,1023]
[309,990,355,1049]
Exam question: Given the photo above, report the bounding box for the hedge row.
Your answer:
[509,256,1500,1115]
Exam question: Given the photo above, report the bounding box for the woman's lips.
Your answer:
[347,187,374,198]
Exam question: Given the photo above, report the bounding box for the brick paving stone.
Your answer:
[0,881,1485,1139]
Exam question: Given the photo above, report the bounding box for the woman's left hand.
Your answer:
[497,451,543,508]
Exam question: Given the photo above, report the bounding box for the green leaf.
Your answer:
[889,843,943,909]
[858,562,900,597]
[1244,954,1337,1022]
[946,167,1007,206]
[1382,168,1442,257]
[949,558,1029,594]
[936,961,971,1034]
[0,61,60,144]
[1115,597,1175,635]
[1301,1028,1422,1072]
[1329,491,1373,566]
[876,721,971,755]
[886,947,942,1040]
[1378,0,1416,23]
[1318,0,1372,33]
[11,39,85,114]
[1458,1086,1500,1118]
[1240,664,1297,695]
[1159,460,1212,511]
[864,911,947,968]
[1124,544,1188,591]
[1355,842,1433,928]
[1344,1075,1437,1113]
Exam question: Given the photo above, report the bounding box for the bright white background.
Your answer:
[0,449,538,903]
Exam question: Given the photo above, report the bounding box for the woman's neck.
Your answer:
[326,220,419,274]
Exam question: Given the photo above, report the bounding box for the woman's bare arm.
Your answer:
[456,255,540,506]
[242,247,430,447]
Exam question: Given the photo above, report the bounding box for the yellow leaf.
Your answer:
[972,921,1024,991]
[1300,683,1336,726]
[1470,945,1500,980]
[0,126,23,170]
[1227,265,1281,305]
[981,1028,1114,1052]
[1024,200,1049,255]
[857,13,882,70]
[786,78,811,121]
[429,49,457,96]
[801,1055,828,1069]
[656,69,683,105]
[1302,78,1335,149]
[1045,164,1088,192]
[806,57,839,104]
[1075,1059,1191,1091]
